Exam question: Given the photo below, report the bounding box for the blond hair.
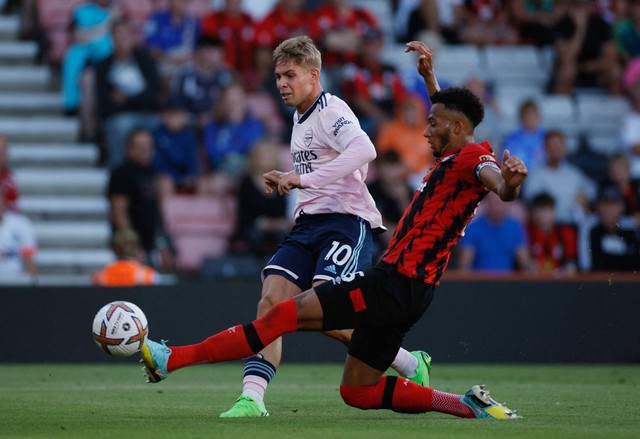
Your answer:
[272,35,321,70]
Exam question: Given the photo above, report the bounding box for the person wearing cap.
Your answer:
[586,185,640,272]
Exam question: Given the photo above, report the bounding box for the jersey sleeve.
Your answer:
[319,99,367,153]
[459,143,500,184]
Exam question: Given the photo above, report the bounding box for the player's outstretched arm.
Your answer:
[405,41,441,96]
[479,150,528,202]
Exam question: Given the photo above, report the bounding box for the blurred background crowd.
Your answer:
[0,0,638,284]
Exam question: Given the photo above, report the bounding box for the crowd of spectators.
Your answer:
[4,0,639,278]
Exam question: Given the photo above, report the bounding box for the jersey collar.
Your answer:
[296,90,326,125]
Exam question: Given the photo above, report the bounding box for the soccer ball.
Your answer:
[92,301,148,357]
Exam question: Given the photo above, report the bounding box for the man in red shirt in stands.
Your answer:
[140,41,527,419]
[200,0,257,79]
[0,134,19,212]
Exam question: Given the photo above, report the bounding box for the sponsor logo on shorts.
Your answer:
[324,264,337,274]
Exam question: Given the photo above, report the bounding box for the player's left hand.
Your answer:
[277,171,301,196]
[501,149,528,188]
[404,41,434,78]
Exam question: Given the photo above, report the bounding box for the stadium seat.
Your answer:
[120,0,155,43]
[36,0,84,64]
[484,45,548,88]
[587,134,621,156]
[538,95,580,136]
[433,45,484,85]
[494,85,545,126]
[162,195,237,273]
[577,95,631,137]
[186,0,213,18]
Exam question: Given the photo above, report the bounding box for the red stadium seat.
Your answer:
[186,0,213,18]
[162,194,237,273]
[36,0,84,64]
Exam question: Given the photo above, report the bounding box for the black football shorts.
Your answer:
[314,262,435,371]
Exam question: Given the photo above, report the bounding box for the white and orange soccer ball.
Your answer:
[92,301,148,357]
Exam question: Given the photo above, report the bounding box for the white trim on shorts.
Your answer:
[261,264,300,283]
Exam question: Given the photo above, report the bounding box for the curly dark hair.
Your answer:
[430,87,485,128]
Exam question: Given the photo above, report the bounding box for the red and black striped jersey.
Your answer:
[381,141,498,285]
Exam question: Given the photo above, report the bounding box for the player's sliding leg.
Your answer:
[141,292,320,382]
[338,355,520,419]
[219,276,431,418]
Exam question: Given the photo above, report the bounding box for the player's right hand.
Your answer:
[263,170,286,194]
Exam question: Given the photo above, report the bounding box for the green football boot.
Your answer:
[406,351,432,387]
[219,396,269,418]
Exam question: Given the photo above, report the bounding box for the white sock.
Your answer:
[390,348,418,377]
[241,375,268,405]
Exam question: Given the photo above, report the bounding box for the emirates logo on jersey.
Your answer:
[304,129,313,147]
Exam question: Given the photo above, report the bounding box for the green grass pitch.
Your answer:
[0,363,638,438]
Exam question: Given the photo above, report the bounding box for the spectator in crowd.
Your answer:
[458,0,519,46]
[0,134,19,212]
[95,19,161,168]
[500,99,546,175]
[249,0,316,102]
[92,228,157,286]
[255,0,315,49]
[621,59,640,178]
[0,191,36,277]
[231,141,291,256]
[406,0,464,44]
[456,191,531,273]
[143,0,200,80]
[599,153,640,225]
[342,28,406,139]
[376,95,433,189]
[614,0,640,65]
[551,0,621,95]
[510,0,560,46]
[526,192,578,276]
[202,82,266,193]
[169,35,236,125]
[367,150,414,259]
[108,129,172,271]
[152,101,200,203]
[313,0,380,92]
[586,185,640,272]
[62,0,117,115]
[524,130,596,224]
[200,0,257,81]
[406,0,441,42]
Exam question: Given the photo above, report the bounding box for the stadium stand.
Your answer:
[0,11,111,275]
[161,194,236,273]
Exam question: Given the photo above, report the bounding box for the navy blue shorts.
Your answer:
[262,213,373,290]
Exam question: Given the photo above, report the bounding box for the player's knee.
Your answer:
[258,289,292,313]
[339,384,381,410]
